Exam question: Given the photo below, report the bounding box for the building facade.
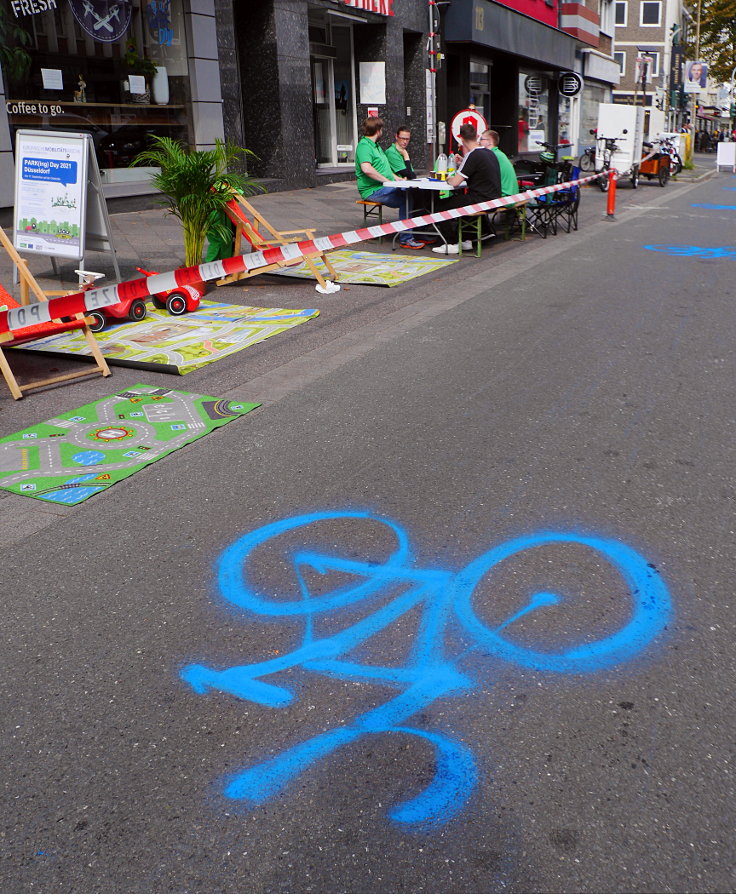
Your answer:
[0,0,624,209]
[0,0,224,208]
[214,0,430,187]
[611,0,684,133]
[441,0,620,159]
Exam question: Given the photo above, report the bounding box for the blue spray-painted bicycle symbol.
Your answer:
[181,511,671,826]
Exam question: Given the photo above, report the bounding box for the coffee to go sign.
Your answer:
[10,0,58,17]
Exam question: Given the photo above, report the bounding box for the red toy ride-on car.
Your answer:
[136,267,203,316]
[74,269,148,333]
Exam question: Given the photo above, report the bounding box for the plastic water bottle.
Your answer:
[436,152,448,181]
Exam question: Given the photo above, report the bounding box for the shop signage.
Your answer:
[10,0,57,17]
[6,100,64,117]
[449,107,488,146]
[558,72,583,97]
[339,0,394,16]
[524,74,545,95]
[670,46,684,90]
[13,130,119,278]
[68,0,132,43]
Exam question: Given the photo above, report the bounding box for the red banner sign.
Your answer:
[340,0,394,16]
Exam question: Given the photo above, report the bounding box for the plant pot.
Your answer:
[152,66,169,105]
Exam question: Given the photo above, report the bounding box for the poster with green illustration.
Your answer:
[14,130,88,258]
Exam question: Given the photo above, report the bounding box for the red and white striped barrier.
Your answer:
[0,172,603,338]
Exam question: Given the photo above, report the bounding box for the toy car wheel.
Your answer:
[166,292,188,316]
[129,299,147,322]
[87,311,106,332]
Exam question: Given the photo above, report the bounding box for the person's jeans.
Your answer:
[366,186,413,244]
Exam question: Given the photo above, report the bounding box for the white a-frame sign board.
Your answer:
[13,129,121,281]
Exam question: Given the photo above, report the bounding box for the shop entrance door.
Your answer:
[311,24,356,167]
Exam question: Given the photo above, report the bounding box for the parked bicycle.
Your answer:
[595,131,630,192]
[578,130,597,171]
[655,136,683,176]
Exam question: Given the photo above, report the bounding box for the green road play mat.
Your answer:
[13,301,319,374]
[271,249,458,286]
[0,385,259,505]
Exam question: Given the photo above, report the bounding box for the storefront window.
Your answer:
[579,83,608,147]
[469,61,490,123]
[558,94,572,150]
[309,10,357,167]
[518,70,549,152]
[2,0,192,183]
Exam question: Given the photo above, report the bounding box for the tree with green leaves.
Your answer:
[697,0,736,84]
[131,137,264,267]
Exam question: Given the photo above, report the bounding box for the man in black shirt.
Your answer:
[432,123,501,254]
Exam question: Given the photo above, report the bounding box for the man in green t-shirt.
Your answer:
[355,117,423,249]
[480,130,519,196]
[385,126,415,180]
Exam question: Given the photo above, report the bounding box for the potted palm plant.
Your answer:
[131,135,264,269]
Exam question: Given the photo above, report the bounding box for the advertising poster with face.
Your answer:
[685,60,708,92]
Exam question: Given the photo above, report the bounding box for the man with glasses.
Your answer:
[385,126,416,180]
[480,130,519,196]
[355,117,424,250]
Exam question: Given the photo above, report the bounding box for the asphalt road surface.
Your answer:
[3,171,736,893]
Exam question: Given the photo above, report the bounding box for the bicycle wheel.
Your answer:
[453,532,671,674]
[579,151,594,173]
[658,163,670,187]
[216,510,412,616]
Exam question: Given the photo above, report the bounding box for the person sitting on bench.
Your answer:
[385,126,416,180]
[480,129,519,197]
[355,116,424,250]
[432,123,502,255]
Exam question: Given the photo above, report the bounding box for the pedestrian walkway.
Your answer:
[0,159,716,417]
[0,158,715,302]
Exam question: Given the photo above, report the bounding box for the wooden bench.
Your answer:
[457,211,490,258]
[355,199,384,244]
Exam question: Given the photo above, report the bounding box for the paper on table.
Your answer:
[128,75,147,95]
[41,69,64,90]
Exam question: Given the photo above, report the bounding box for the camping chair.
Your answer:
[524,165,563,239]
[0,227,111,399]
[549,165,581,234]
[217,195,339,289]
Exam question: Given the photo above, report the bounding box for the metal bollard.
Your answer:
[606,168,617,218]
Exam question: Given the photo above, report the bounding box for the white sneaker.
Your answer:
[461,240,473,251]
[432,243,460,254]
